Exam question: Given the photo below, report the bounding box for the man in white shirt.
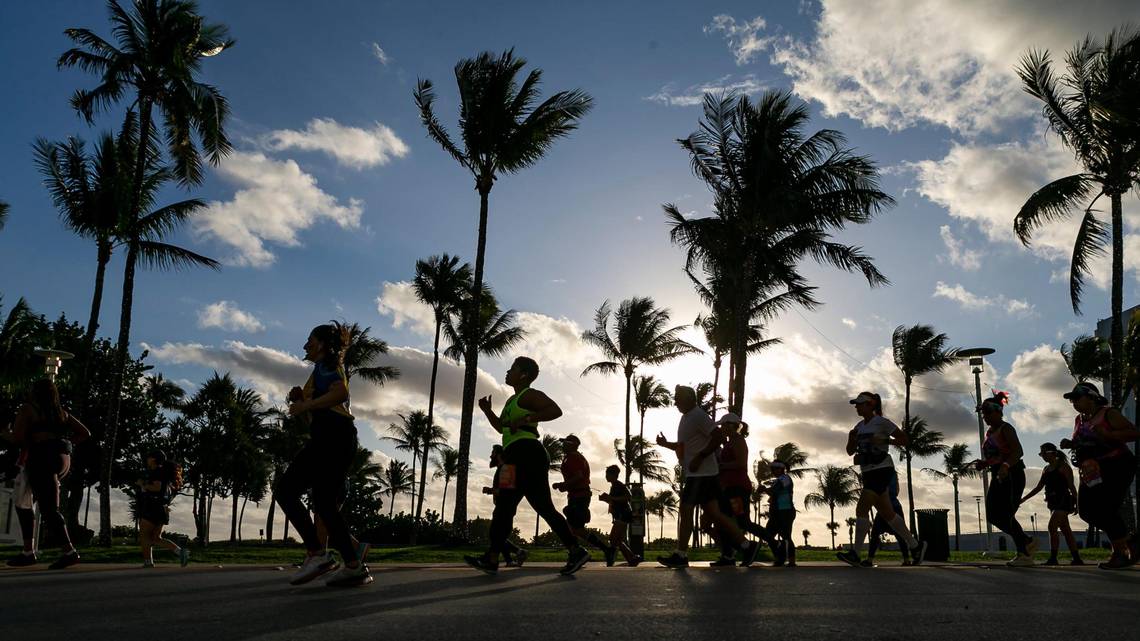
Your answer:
[655,385,761,568]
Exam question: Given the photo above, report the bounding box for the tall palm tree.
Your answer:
[384,411,433,503]
[922,443,978,551]
[804,464,860,550]
[413,254,472,471]
[694,382,724,416]
[1060,335,1113,382]
[614,437,671,485]
[581,297,701,484]
[668,90,892,417]
[693,298,783,416]
[894,415,948,533]
[645,490,678,541]
[379,459,414,516]
[801,529,811,547]
[413,420,449,520]
[443,286,525,365]
[754,442,813,481]
[343,322,400,386]
[846,516,857,546]
[633,375,672,482]
[414,49,593,528]
[891,324,958,531]
[0,297,43,391]
[1017,27,1140,406]
[431,446,463,521]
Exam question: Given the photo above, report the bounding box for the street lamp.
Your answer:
[33,347,75,381]
[974,496,983,548]
[960,347,995,552]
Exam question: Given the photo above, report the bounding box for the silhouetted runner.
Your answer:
[1021,442,1082,565]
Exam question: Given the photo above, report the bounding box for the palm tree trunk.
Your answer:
[230,490,239,543]
[206,494,214,546]
[98,242,139,545]
[417,446,429,520]
[535,512,540,539]
[238,497,248,541]
[711,355,721,420]
[904,378,916,532]
[265,491,276,543]
[624,370,633,485]
[829,504,836,550]
[453,186,491,530]
[420,315,443,519]
[952,478,960,551]
[1110,193,1124,407]
[389,492,396,516]
[638,411,646,485]
[283,519,289,543]
[441,477,450,520]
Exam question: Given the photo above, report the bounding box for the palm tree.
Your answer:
[1016,27,1140,406]
[614,437,672,485]
[804,465,860,550]
[343,322,400,386]
[922,443,978,551]
[581,297,701,484]
[846,516,857,546]
[633,374,672,454]
[668,90,892,417]
[754,442,813,482]
[0,200,8,230]
[413,254,472,475]
[413,421,449,520]
[384,411,434,504]
[1060,335,1113,382]
[894,415,949,533]
[801,529,811,547]
[414,49,593,528]
[431,446,463,521]
[443,286,525,365]
[0,297,43,391]
[379,460,414,516]
[693,302,782,417]
[694,382,724,416]
[891,324,958,531]
[645,490,679,541]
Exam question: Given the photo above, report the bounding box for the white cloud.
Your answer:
[709,2,1140,134]
[263,118,409,169]
[375,281,436,338]
[193,152,363,268]
[840,318,857,329]
[370,42,390,65]
[1004,344,1078,433]
[939,225,981,271]
[932,281,1037,318]
[644,74,766,107]
[196,300,265,333]
[515,312,593,373]
[704,15,770,65]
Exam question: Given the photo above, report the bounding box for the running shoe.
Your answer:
[48,551,80,570]
[1069,557,1084,566]
[900,558,912,566]
[325,563,374,587]
[559,547,590,576]
[710,556,737,567]
[1006,554,1035,567]
[1098,554,1131,571]
[909,541,928,566]
[515,548,529,568]
[836,550,861,567]
[626,556,642,567]
[6,553,37,567]
[604,546,616,567]
[178,547,190,567]
[740,541,761,567]
[1044,557,1059,566]
[504,557,518,567]
[860,559,878,568]
[142,560,155,568]
[464,554,499,576]
[290,552,338,585]
[657,552,689,569]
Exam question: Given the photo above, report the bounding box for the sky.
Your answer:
[1,0,1139,544]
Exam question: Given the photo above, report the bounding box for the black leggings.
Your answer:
[719,485,775,557]
[26,445,73,549]
[987,466,1030,554]
[275,418,358,564]
[489,438,576,556]
[1077,455,1137,540]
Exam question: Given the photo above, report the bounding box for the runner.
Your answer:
[276,322,371,587]
[971,392,1036,566]
[599,464,641,566]
[710,414,778,567]
[464,357,589,576]
[836,392,927,567]
[654,386,762,568]
[135,449,189,568]
[9,379,89,569]
[1020,442,1082,565]
[552,434,612,562]
[1059,382,1139,570]
[482,445,527,567]
[864,470,911,567]
[764,461,796,567]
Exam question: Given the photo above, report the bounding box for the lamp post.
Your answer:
[973,495,984,553]
[960,347,995,552]
[33,347,74,382]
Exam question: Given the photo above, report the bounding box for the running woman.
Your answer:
[1059,382,1139,570]
[654,386,762,568]
[764,461,796,567]
[836,392,927,567]
[276,322,371,587]
[552,434,613,562]
[599,464,641,566]
[483,445,527,567]
[710,414,778,567]
[971,392,1036,566]
[464,357,589,576]
[864,471,911,567]
[135,450,189,568]
[9,379,89,569]
[1021,442,1082,565]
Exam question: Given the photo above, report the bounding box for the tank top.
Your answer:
[771,474,794,511]
[1042,463,1069,504]
[716,438,751,489]
[1072,408,1130,461]
[500,388,538,448]
[982,423,1023,471]
[302,362,354,420]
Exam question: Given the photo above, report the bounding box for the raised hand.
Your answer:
[478,395,493,415]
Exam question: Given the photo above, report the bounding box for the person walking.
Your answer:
[971,392,1036,567]
[464,357,589,576]
[135,450,189,568]
[764,461,797,567]
[553,434,612,561]
[864,471,911,567]
[710,414,778,567]
[482,445,527,567]
[654,386,762,568]
[1021,442,1082,565]
[836,392,927,567]
[599,464,641,566]
[1059,382,1139,570]
[276,322,371,587]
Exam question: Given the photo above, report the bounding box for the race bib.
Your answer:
[498,464,517,490]
[1079,459,1103,487]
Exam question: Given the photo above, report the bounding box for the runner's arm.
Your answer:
[1062,464,1078,499]
[887,423,910,448]
[845,428,858,455]
[1020,476,1045,503]
[64,412,91,443]
[514,389,563,425]
[655,432,679,451]
[289,379,348,415]
[1102,408,1140,442]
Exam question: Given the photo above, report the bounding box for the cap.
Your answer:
[1063,382,1103,400]
[1039,442,1059,454]
[560,434,581,445]
[849,393,876,405]
[715,412,743,425]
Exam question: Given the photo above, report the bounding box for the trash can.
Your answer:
[915,509,950,562]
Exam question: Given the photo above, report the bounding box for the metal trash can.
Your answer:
[916,508,950,562]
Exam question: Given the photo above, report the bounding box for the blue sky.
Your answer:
[2,1,1137,537]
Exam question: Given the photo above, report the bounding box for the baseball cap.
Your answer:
[1062,382,1103,400]
[715,412,743,425]
[560,434,581,445]
[1039,442,1059,454]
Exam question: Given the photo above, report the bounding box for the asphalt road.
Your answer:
[1,562,1137,640]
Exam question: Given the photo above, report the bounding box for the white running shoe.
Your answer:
[325,563,373,587]
[290,552,338,585]
[1007,554,1035,567]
